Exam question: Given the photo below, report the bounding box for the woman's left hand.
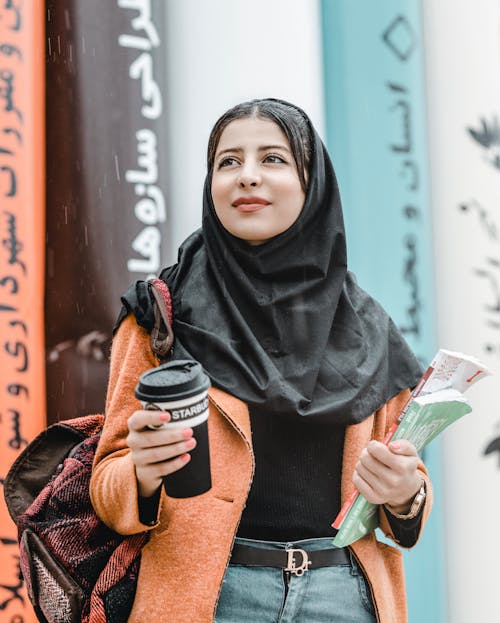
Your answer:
[352,439,422,514]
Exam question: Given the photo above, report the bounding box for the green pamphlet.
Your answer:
[332,349,491,548]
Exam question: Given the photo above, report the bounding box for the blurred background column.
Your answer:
[321,2,445,621]
[423,1,500,621]
[0,1,45,621]
[45,0,168,423]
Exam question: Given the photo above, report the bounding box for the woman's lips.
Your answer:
[232,196,270,212]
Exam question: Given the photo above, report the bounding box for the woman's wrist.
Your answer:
[384,480,426,519]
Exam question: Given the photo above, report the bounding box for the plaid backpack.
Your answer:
[3,279,173,623]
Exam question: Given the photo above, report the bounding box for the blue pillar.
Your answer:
[321,2,446,621]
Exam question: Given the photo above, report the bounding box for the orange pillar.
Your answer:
[0,1,45,621]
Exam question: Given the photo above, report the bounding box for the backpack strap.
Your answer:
[149,278,174,361]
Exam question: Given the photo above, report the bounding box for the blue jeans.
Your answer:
[215,537,377,623]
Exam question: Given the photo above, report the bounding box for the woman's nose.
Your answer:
[238,164,261,188]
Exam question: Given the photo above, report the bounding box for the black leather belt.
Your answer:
[229,544,351,576]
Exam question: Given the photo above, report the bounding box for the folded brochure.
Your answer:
[331,349,491,548]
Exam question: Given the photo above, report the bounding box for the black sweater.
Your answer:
[237,407,345,541]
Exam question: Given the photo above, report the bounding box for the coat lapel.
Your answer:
[208,386,252,446]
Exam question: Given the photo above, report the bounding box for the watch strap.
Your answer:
[384,480,426,520]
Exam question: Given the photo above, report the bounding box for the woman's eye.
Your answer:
[263,154,286,164]
[218,157,239,168]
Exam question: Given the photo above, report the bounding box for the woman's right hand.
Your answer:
[126,410,197,498]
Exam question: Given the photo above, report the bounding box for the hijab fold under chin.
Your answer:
[118,110,422,424]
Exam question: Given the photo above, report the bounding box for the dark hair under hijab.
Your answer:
[118,98,423,424]
[207,98,312,193]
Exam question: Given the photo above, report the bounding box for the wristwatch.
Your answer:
[385,481,426,520]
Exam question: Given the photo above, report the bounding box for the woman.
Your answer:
[90,98,432,623]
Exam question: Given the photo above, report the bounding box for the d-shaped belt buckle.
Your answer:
[285,548,312,576]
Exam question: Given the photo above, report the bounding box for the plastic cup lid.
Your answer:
[134,359,210,402]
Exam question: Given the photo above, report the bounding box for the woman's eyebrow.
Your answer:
[258,144,291,153]
[216,144,291,157]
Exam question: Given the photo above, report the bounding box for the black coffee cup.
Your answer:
[134,359,211,498]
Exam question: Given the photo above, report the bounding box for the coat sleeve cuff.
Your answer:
[378,471,432,549]
[381,500,424,548]
[138,487,162,526]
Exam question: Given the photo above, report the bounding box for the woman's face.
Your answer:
[211,116,306,245]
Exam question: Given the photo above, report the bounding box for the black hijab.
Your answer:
[119,99,422,424]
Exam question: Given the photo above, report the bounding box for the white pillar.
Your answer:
[423,2,500,620]
[163,0,325,259]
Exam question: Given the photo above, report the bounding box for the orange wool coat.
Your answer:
[90,314,433,623]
